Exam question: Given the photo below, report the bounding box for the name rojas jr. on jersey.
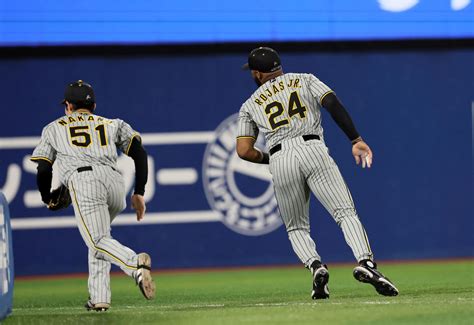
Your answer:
[253,78,302,106]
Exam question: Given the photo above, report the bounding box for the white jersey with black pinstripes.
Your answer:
[31,110,141,305]
[236,72,373,269]
[237,73,332,147]
[31,111,138,184]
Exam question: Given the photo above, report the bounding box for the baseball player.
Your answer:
[237,47,398,299]
[30,80,156,311]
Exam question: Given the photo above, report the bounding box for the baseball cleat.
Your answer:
[353,260,399,296]
[135,252,156,300]
[311,262,330,300]
[84,300,110,312]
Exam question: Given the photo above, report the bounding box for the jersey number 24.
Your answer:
[265,91,307,130]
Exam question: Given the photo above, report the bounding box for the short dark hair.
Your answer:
[70,101,95,112]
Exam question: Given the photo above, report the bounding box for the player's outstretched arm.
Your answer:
[236,137,269,164]
[322,93,373,168]
[321,93,360,142]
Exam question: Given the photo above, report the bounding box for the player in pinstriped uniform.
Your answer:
[31,80,155,311]
[237,47,398,299]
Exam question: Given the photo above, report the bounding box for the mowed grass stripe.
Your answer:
[6,261,474,324]
[12,297,474,311]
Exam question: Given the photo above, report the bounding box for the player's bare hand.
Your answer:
[131,194,146,221]
[352,141,373,168]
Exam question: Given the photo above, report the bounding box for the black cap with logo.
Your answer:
[61,80,95,105]
[242,47,282,73]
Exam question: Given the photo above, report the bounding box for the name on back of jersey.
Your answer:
[57,115,112,126]
[254,78,302,106]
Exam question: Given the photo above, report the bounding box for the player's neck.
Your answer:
[260,70,284,85]
[74,109,91,114]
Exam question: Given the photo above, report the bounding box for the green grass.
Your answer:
[5,261,474,324]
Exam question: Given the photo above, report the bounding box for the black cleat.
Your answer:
[353,260,399,296]
[311,262,330,300]
[84,300,110,312]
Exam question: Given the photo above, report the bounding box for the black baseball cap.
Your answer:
[242,47,282,73]
[61,80,95,105]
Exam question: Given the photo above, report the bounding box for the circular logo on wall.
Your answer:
[202,114,282,236]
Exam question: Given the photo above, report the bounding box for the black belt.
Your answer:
[269,134,320,156]
[77,166,93,173]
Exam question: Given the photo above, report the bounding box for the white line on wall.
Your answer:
[142,132,215,145]
[157,168,198,185]
[11,210,222,230]
[0,137,41,149]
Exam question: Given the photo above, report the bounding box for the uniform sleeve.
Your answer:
[307,74,334,105]
[236,106,259,139]
[30,126,56,164]
[115,119,141,155]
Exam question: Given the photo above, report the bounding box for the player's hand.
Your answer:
[352,141,373,168]
[131,194,146,221]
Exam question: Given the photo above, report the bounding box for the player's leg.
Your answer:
[68,176,114,308]
[270,148,319,266]
[107,175,126,223]
[300,142,373,262]
[70,174,155,300]
[107,172,156,300]
[85,173,123,309]
[87,248,111,308]
[69,177,138,275]
[270,148,329,299]
[301,141,398,296]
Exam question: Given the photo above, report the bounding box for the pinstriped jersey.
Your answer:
[31,111,139,184]
[237,73,332,148]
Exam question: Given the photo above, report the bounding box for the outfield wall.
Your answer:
[0,46,472,275]
[0,192,14,319]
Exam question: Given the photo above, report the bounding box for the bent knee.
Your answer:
[333,207,358,225]
[287,226,310,234]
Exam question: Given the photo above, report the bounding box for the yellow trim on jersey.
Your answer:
[236,136,256,140]
[30,156,53,164]
[125,133,140,156]
[319,90,334,105]
[70,181,138,271]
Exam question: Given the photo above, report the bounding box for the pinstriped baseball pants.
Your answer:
[269,137,373,267]
[68,166,138,305]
